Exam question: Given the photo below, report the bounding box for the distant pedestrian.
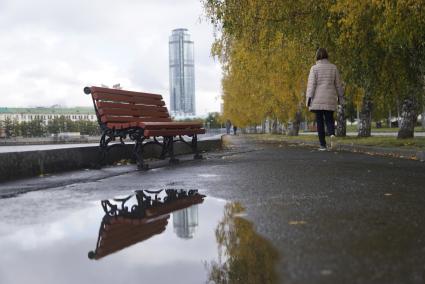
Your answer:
[306,48,344,151]
[225,119,231,135]
[233,125,237,135]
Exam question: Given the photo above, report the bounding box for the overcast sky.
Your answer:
[0,0,222,116]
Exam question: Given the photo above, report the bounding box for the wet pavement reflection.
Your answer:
[88,189,206,260]
[0,189,279,284]
[206,202,280,283]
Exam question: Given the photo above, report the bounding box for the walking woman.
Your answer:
[306,48,344,151]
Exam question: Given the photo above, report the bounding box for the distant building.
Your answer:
[0,107,96,125]
[173,205,199,239]
[169,28,196,117]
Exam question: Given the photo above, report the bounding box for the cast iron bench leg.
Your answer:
[192,134,203,160]
[133,136,149,170]
[94,131,110,169]
[167,136,179,164]
[159,137,167,160]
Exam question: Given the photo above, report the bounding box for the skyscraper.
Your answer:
[169,28,195,116]
[173,205,199,239]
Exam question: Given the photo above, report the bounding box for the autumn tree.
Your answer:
[205,112,223,129]
[204,0,317,134]
[203,0,425,138]
[3,117,14,138]
[206,202,279,283]
[374,0,425,138]
[325,1,385,137]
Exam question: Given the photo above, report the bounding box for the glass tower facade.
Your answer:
[169,28,195,116]
[172,205,199,239]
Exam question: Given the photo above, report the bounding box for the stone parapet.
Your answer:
[0,138,222,181]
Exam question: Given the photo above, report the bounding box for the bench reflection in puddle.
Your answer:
[88,189,205,260]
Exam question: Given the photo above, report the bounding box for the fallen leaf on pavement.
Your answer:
[289,220,307,225]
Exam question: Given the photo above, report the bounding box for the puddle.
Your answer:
[0,190,279,284]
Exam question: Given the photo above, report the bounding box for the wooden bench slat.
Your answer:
[139,122,204,129]
[96,102,169,113]
[106,123,133,129]
[101,217,168,241]
[98,108,169,117]
[93,93,165,106]
[90,86,163,100]
[144,128,206,137]
[95,217,168,259]
[93,92,163,102]
[105,122,204,130]
[106,122,197,130]
[101,116,172,123]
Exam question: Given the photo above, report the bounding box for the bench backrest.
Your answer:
[84,86,172,125]
[90,215,169,260]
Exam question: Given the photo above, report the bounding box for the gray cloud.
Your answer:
[0,0,221,115]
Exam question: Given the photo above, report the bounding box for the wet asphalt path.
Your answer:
[1,135,425,284]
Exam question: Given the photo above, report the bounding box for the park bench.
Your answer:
[84,86,205,169]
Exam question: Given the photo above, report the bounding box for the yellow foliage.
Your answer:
[203,0,425,125]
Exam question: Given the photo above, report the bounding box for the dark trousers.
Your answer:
[313,110,335,147]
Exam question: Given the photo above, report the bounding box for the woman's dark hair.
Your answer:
[316,48,328,60]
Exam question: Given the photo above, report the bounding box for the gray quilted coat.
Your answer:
[306,59,344,111]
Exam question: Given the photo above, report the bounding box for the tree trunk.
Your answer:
[288,110,302,136]
[358,94,373,137]
[397,98,417,139]
[422,111,425,129]
[336,104,346,137]
[282,123,287,135]
[272,119,278,134]
[397,100,401,127]
[304,115,309,131]
[261,121,266,134]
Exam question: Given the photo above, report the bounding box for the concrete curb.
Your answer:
[0,137,100,146]
[262,137,425,162]
[337,144,424,161]
[0,138,222,182]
